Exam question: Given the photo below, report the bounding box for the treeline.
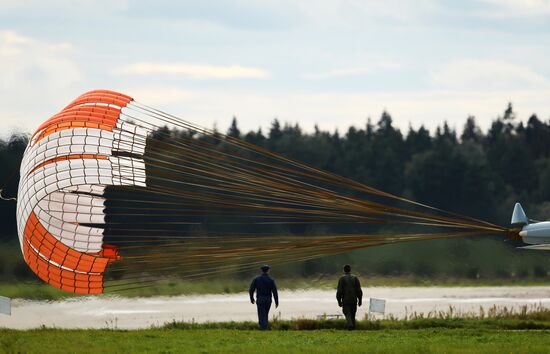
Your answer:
[1,103,549,280]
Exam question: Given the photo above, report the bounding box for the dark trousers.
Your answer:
[342,304,357,329]
[256,300,272,330]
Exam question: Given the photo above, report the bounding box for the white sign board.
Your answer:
[0,296,11,316]
[369,298,385,314]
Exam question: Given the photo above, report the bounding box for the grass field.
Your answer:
[3,308,549,353]
[1,328,549,354]
[2,276,549,300]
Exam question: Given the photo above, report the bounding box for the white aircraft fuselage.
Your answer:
[511,203,550,250]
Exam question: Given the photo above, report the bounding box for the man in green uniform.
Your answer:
[336,264,363,330]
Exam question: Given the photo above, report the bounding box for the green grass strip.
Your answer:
[1,328,550,354]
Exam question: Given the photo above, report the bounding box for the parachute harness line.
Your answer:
[0,189,17,201]
[16,90,508,294]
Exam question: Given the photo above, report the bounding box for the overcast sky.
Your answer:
[1,0,549,138]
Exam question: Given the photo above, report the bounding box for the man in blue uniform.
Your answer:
[336,264,363,330]
[249,264,279,330]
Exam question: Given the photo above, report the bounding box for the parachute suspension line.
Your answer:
[105,231,496,279]
[97,120,502,232]
[103,100,508,292]
[105,230,497,293]
[117,99,508,274]
[116,105,504,232]
[0,189,16,201]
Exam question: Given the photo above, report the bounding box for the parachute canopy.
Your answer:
[17,90,147,293]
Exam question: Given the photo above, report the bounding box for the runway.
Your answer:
[1,286,549,329]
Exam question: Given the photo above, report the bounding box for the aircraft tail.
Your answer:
[511,202,529,226]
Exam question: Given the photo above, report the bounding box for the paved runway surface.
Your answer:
[1,287,549,329]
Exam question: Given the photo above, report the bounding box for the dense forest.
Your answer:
[1,103,549,281]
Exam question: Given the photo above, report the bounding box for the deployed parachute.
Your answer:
[16,90,508,294]
[17,91,147,293]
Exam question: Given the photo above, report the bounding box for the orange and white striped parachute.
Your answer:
[15,90,507,295]
[17,90,146,294]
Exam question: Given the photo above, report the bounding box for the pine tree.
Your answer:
[227,116,241,138]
